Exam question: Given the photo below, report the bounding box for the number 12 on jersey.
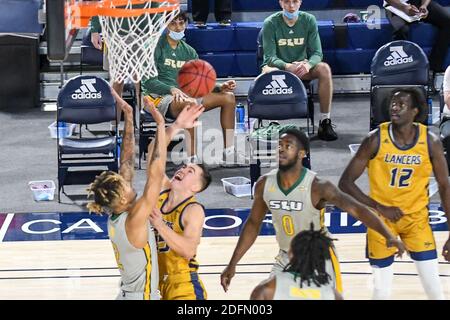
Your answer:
[389,168,413,188]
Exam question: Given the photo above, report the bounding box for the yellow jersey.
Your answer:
[368,122,432,214]
[156,190,202,276]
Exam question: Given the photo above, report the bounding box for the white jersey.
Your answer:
[107,212,159,300]
[273,267,336,300]
[263,168,326,252]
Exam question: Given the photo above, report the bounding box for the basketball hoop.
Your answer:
[69,0,180,83]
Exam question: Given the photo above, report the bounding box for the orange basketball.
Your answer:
[177,59,217,98]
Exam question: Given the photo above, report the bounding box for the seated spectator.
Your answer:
[192,0,232,27]
[142,11,243,166]
[261,0,337,141]
[384,0,450,74]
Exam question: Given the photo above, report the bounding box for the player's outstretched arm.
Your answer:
[221,176,269,292]
[428,132,450,261]
[316,178,405,258]
[111,89,135,184]
[339,132,404,222]
[125,100,167,249]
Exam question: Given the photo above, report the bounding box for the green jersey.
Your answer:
[141,35,198,96]
[262,11,323,70]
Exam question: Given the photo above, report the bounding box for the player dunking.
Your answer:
[221,128,405,296]
[250,226,343,300]
[339,88,450,299]
[144,103,212,300]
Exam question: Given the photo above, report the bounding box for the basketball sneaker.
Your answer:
[194,21,207,28]
[218,19,232,26]
[318,118,338,141]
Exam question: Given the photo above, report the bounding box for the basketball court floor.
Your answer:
[1,232,449,300]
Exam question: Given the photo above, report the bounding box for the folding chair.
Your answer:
[247,70,311,191]
[57,75,119,201]
[370,40,430,130]
[256,28,315,133]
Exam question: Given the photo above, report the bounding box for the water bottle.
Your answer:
[236,103,246,133]
[117,136,122,159]
[427,98,433,125]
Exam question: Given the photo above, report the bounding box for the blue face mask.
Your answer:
[283,9,299,20]
[168,30,185,41]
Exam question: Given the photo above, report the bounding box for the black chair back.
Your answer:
[248,70,308,120]
[57,75,116,124]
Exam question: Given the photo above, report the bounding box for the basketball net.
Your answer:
[94,0,179,83]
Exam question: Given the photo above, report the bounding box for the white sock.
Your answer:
[371,265,393,300]
[414,259,444,300]
[321,113,331,121]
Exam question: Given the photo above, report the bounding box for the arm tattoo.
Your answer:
[119,110,135,182]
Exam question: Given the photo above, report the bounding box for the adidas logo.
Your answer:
[384,46,413,67]
[262,75,293,95]
[71,78,102,100]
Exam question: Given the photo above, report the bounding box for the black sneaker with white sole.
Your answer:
[318,118,338,141]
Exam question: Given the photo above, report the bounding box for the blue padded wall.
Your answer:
[347,0,384,7]
[318,20,335,49]
[188,0,448,12]
[234,22,262,51]
[323,50,337,73]
[199,52,235,77]
[409,23,438,48]
[299,0,332,10]
[185,24,235,53]
[235,52,259,76]
[347,20,392,49]
[422,47,450,70]
[231,0,279,12]
[232,0,331,11]
[334,49,376,74]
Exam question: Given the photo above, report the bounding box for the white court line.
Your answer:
[0,213,15,242]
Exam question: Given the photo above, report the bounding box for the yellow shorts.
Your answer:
[159,272,207,300]
[367,208,437,266]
